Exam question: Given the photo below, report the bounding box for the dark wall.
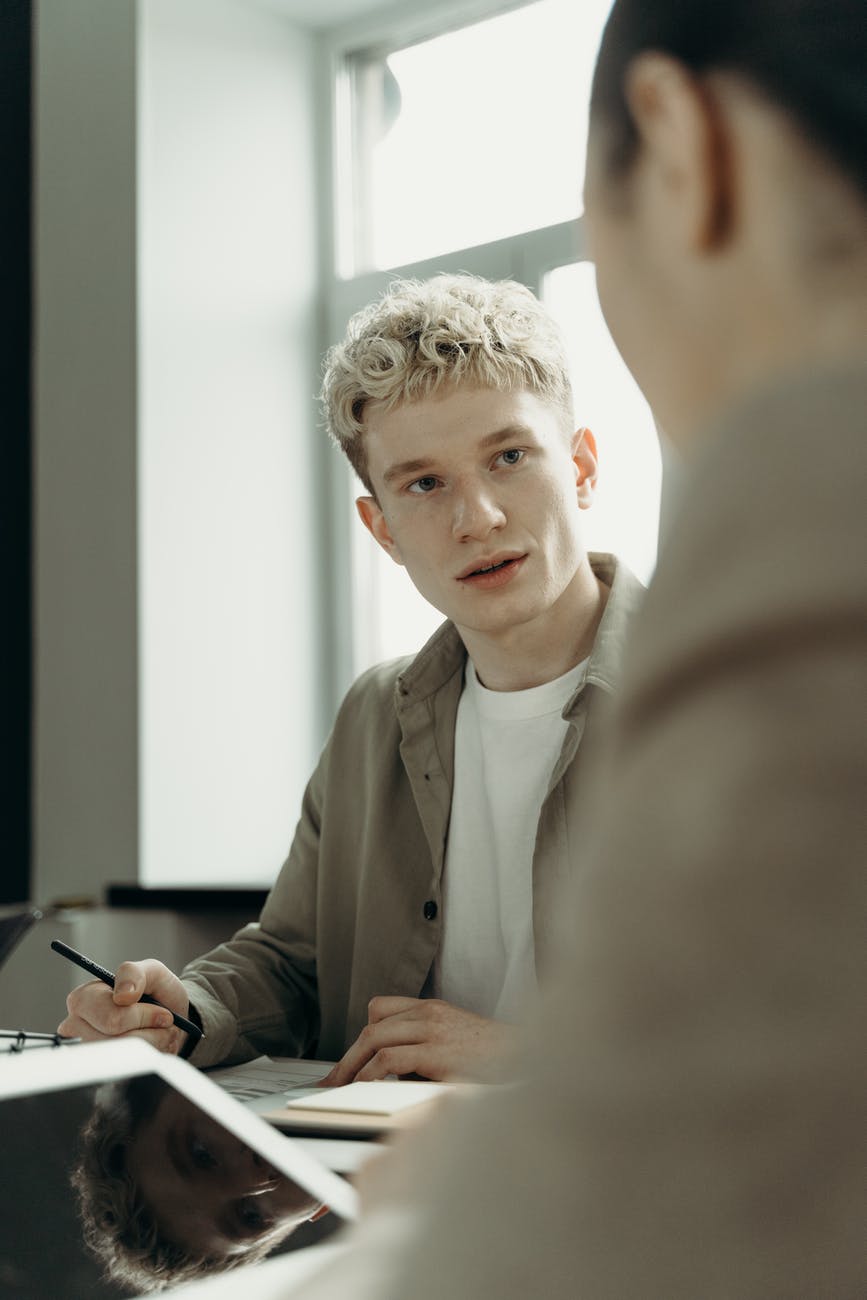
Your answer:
[0,1,32,904]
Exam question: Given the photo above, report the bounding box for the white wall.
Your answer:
[138,0,319,886]
[33,0,321,901]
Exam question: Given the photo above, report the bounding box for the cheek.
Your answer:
[536,479,586,553]
[384,509,433,561]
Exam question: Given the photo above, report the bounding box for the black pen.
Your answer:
[50,939,203,1041]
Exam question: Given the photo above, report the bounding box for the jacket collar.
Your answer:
[395,552,644,712]
[582,553,644,696]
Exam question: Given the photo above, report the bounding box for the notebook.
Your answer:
[207,1055,456,1136]
[0,1037,358,1299]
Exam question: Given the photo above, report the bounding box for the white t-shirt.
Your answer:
[432,656,587,1021]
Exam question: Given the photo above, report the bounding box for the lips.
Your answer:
[456,553,527,591]
[457,552,525,581]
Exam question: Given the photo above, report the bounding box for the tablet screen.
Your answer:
[0,1071,333,1298]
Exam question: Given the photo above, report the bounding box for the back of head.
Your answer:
[321,273,573,494]
[591,0,867,198]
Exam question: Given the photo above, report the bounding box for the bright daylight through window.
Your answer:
[544,262,661,586]
[343,0,615,275]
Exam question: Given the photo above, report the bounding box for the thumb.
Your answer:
[115,958,189,1017]
[113,960,150,1004]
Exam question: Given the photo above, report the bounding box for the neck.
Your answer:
[459,558,609,692]
[668,284,867,455]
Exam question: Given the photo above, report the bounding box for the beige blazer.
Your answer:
[305,364,867,1298]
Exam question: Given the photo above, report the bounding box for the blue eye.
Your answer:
[408,475,439,494]
[497,448,524,467]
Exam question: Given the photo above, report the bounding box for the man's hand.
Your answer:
[320,997,519,1087]
[57,958,192,1056]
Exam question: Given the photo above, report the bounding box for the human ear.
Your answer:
[572,427,599,509]
[355,496,405,566]
[624,52,731,251]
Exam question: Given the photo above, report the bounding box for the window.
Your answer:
[543,262,660,584]
[322,0,660,690]
[339,0,614,275]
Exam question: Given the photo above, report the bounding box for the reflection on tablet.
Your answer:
[70,1075,322,1293]
[0,1060,342,1299]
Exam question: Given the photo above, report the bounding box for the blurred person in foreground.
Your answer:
[294,0,867,1294]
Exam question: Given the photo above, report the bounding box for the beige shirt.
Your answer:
[182,554,644,1067]
[297,363,867,1300]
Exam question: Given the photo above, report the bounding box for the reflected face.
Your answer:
[358,386,597,644]
[126,1091,318,1260]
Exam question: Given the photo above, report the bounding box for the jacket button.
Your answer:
[423,900,438,920]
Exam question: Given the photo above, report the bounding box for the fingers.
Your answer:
[57,982,179,1045]
[322,999,466,1085]
[60,981,172,1031]
[354,1044,441,1082]
[56,957,189,1056]
[324,1000,517,1087]
[322,999,506,1086]
[321,1015,429,1087]
[57,1004,184,1055]
[320,999,422,1085]
[115,958,190,1018]
[366,996,423,1024]
[112,959,150,1003]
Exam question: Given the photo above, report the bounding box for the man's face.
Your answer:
[127,1091,318,1261]
[357,385,597,643]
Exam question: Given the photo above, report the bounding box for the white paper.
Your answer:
[205,1056,335,1104]
[287,1079,449,1116]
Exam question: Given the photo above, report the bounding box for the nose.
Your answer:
[451,478,506,542]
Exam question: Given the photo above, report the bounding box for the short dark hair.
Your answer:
[590,0,867,197]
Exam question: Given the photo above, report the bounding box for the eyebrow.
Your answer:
[381,424,534,487]
[382,457,437,487]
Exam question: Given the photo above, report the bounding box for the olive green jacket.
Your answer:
[183,553,643,1068]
